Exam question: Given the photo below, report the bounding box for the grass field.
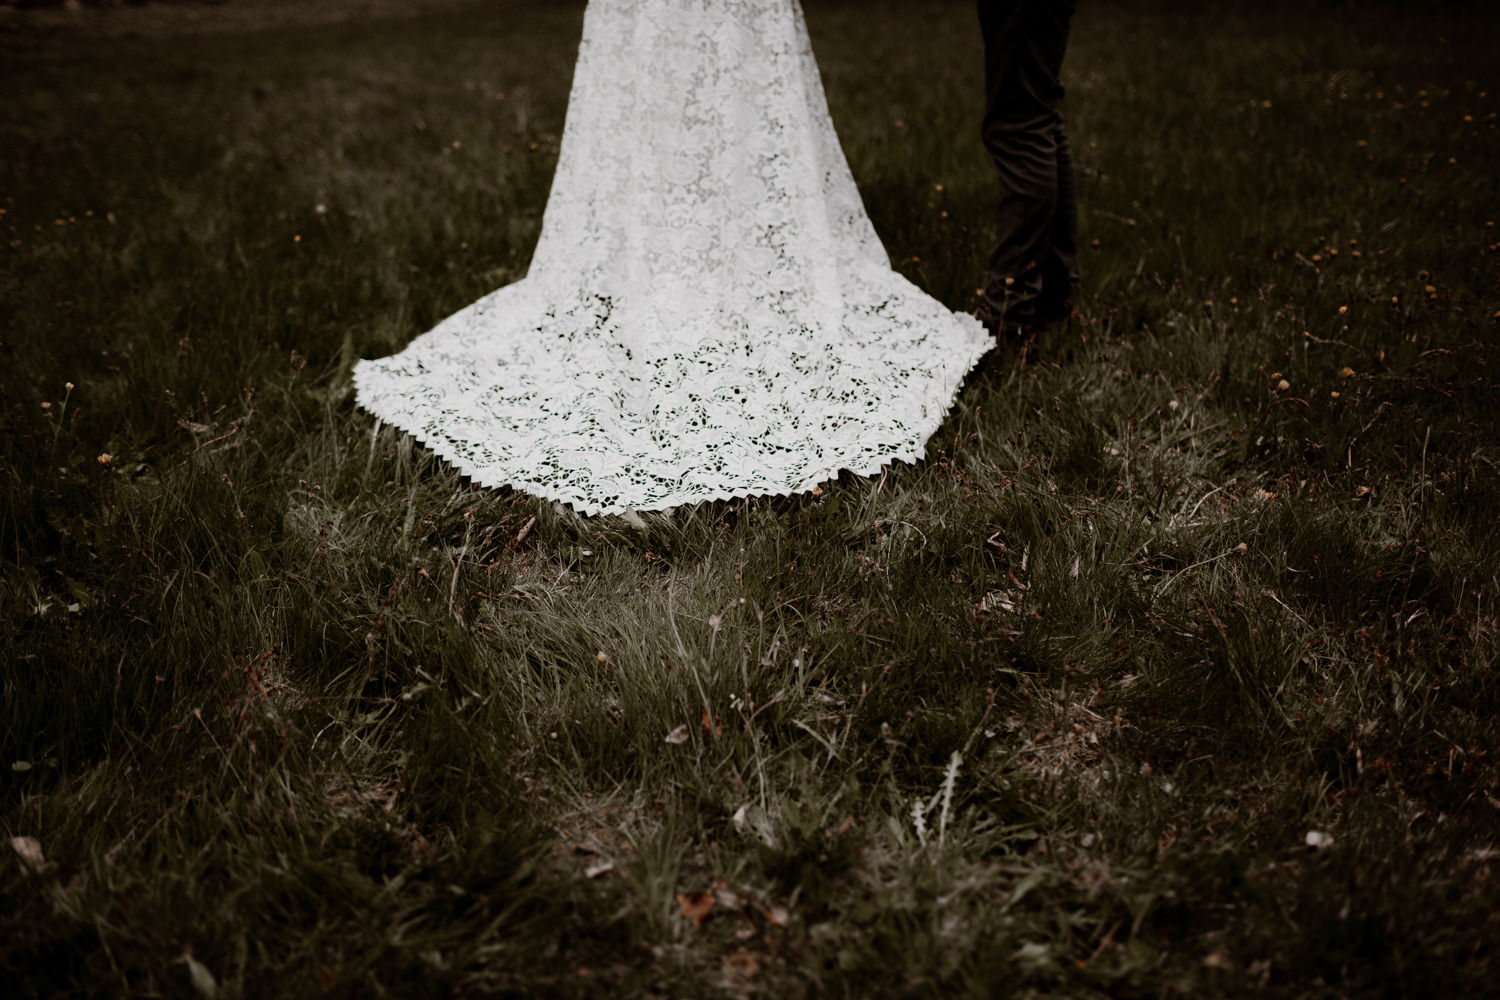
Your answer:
[3,0,1499,995]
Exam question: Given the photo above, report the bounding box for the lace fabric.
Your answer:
[353,0,991,516]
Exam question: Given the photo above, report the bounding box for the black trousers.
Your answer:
[977,0,1078,329]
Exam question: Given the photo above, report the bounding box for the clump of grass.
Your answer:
[3,0,1499,996]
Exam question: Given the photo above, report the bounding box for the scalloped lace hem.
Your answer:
[353,0,992,516]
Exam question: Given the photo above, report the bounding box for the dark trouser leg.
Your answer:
[1038,117,1078,318]
[978,0,1077,331]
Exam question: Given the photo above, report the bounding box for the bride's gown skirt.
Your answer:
[353,0,991,515]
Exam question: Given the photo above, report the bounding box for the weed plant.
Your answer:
[2,0,1498,996]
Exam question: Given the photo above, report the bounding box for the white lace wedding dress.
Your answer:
[353,0,991,516]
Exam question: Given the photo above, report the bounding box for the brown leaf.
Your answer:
[722,948,760,985]
[677,890,715,927]
[664,724,690,745]
[573,833,610,856]
[701,708,722,737]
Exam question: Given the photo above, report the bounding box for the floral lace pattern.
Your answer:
[353,0,991,515]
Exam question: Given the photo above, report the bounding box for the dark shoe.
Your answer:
[974,312,1038,372]
[978,308,1031,338]
[978,296,1074,339]
[1039,297,1076,328]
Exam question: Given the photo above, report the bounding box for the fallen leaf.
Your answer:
[177,952,218,999]
[573,833,610,856]
[722,948,760,984]
[764,904,790,927]
[700,708,721,737]
[732,804,749,834]
[677,890,715,927]
[10,836,44,872]
[978,590,1017,614]
[1305,830,1334,849]
[584,860,614,879]
[664,724,690,745]
[712,879,743,908]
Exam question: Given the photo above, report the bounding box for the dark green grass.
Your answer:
[3,0,1499,996]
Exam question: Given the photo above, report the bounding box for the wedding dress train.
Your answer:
[353,0,991,516]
